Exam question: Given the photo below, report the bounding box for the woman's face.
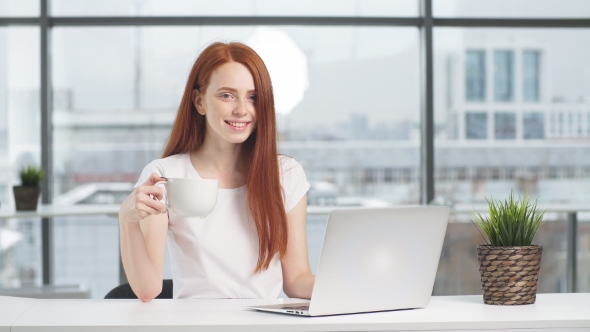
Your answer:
[194,61,257,146]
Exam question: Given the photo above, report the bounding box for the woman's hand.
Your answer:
[119,173,168,225]
[119,172,169,301]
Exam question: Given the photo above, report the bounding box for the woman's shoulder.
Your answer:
[277,155,310,212]
[156,153,188,167]
[141,153,190,176]
[277,155,308,184]
[278,155,304,173]
[135,153,190,187]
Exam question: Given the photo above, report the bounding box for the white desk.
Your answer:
[0,296,37,332]
[2,293,589,332]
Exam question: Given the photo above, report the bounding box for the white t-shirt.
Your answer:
[134,153,310,299]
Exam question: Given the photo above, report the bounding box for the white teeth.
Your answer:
[228,122,247,128]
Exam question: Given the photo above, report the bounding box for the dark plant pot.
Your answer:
[477,245,542,305]
[13,186,41,211]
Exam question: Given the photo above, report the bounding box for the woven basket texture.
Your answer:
[477,245,542,305]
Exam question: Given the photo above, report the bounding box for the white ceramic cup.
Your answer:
[158,177,218,218]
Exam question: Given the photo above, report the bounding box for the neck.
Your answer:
[189,135,247,188]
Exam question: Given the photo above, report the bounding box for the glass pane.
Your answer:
[465,112,487,139]
[434,0,590,18]
[0,27,41,290]
[434,28,590,294]
[494,50,514,102]
[52,0,418,17]
[0,0,39,17]
[523,112,544,139]
[53,26,419,297]
[434,213,568,295]
[494,112,516,139]
[523,50,541,102]
[465,50,486,102]
[53,216,118,299]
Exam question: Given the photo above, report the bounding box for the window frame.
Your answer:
[1,0,588,292]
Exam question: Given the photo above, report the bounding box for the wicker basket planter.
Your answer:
[13,185,41,211]
[477,245,542,305]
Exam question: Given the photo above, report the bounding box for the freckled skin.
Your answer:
[194,62,258,146]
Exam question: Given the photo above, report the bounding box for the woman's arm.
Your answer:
[118,173,169,302]
[280,194,315,299]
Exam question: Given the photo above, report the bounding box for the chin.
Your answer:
[226,134,252,144]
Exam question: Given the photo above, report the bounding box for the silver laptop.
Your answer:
[247,206,450,316]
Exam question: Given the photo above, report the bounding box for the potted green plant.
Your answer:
[13,165,46,211]
[473,191,546,305]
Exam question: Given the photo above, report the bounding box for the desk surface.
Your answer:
[0,296,37,332]
[3,293,590,332]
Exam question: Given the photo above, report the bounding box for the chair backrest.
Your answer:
[105,279,173,299]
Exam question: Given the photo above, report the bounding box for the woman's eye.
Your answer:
[248,94,257,102]
[221,93,232,99]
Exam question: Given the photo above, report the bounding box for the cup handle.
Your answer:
[153,179,169,209]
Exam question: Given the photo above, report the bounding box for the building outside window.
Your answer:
[494,50,514,102]
[465,50,486,102]
[523,111,545,139]
[557,112,565,136]
[523,50,541,102]
[494,112,516,139]
[465,112,487,139]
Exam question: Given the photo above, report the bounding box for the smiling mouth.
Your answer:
[225,121,249,128]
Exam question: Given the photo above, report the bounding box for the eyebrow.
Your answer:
[216,87,256,93]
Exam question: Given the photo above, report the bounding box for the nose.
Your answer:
[232,99,248,116]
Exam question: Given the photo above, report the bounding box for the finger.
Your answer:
[136,185,165,201]
[138,210,151,220]
[143,172,167,186]
[138,195,168,214]
[135,202,162,217]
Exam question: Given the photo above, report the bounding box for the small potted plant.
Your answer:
[473,190,546,305]
[13,165,46,211]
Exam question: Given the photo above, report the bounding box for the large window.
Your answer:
[2,0,589,298]
[0,27,41,289]
[435,27,590,293]
[53,26,420,205]
[50,25,420,296]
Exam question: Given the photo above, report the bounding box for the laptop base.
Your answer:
[247,302,310,316]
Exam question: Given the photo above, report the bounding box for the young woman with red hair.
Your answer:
[118,42,314,302]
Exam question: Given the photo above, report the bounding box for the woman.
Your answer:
[118,42,315,302]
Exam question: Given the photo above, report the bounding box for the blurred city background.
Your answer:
[1,0,589,298]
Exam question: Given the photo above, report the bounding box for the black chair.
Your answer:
[105,279,173,299]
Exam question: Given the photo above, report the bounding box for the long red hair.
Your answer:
[162,42,288,272]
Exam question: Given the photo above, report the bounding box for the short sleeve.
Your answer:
[279,156,311,213]
[134,160,167,204]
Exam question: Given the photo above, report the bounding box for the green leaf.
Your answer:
[470,189,546,247]
[19,165,45,187]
